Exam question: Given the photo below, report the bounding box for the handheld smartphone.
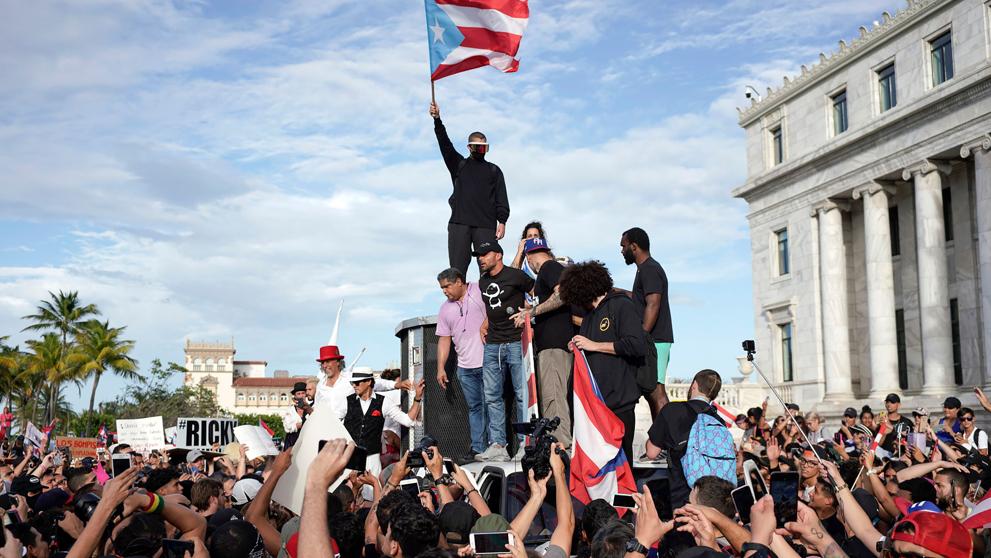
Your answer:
[743,459,768,499]
[111,453,133,478]
[470,532,514,556]
[731,486,755,524]
[399,478,421,498]
[346,446,368,471]
[770,471,799,528]
[443,459,456,475]
[646,478,673,521]
[611,493,638,509]
[162,538,196,558]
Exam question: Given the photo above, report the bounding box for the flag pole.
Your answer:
[431,80,436,105]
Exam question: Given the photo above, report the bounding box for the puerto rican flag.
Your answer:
[964,489,991,529]
[424,0,529,81]
[569,349,636,504]
[259,418,275,437]
[522,319,539,424]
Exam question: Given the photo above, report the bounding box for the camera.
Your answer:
[407,436,438,468]
[514,417,565,480]
[73,493,101,522]
[742,340,756,354]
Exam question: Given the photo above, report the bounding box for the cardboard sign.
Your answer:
[234,425,279,461]
[272,408,353,515]
[24,422,45,448]
[176,418,238,450]
[116,417,165,454]
[55,437,99,459]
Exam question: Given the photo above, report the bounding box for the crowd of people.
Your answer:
[2,104,989,558]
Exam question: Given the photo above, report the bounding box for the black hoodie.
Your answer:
[434,118,510,228]
[578,292,646,414]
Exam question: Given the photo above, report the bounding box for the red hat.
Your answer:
[317,345,345,362]
[890,511,972,558]
[286,532,339,558]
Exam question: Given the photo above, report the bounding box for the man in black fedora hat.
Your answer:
[281,381,312,449]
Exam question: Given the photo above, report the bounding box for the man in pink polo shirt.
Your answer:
[436,267,488,463]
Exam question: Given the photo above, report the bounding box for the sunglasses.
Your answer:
[961,416,975,422]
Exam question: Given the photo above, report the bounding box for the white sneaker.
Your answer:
[475,444,510,462]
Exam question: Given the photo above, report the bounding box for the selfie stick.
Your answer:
[742,340,829,473]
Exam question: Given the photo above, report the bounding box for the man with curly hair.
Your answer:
[559,260,645,461]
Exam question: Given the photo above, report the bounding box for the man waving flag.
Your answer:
[424,0,529,81]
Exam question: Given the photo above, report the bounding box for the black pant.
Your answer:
[448,223,496,275]
[617,407,636,466]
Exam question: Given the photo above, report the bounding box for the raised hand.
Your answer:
[429,102,440,119]
[307,439,355,489]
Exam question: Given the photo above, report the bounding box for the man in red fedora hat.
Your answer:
[313,344,412,415]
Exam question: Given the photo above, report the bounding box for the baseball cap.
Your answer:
[912,408,929,417]
[843,407,858,418]
[944,396,962,409]
[232,478,263,506]
[186,450,205,464]
[523,238,550,255]
[471,242,503,257]
[890,511,972,558]
[785,403,800,411]
[885,393,901,404]
[471,513,510,533]
[438,501,480,545]
[34,488,70,512]
[285,532,338,558]
[10,475,43,496]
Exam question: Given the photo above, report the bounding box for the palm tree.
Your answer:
[24,333,85,430]
[21,291,100,421]
[70,321,138,431]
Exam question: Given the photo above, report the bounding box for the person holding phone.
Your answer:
[337,371,425,496]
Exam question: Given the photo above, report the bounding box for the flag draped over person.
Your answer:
[424,0,529,81]
[569,349,636,504]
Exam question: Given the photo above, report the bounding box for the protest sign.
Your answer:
[164,427,178,446]
[24,422,45,448]
[234,425,279,461]
[55,437,99,459]
[272,408,353,515]
[176,418,238,450]
[116,417,164,454]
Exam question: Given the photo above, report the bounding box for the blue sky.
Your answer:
[0,0,903,410]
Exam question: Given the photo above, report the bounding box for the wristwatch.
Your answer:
[625,539,648,556]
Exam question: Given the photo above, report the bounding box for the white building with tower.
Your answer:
[734,0,991,414]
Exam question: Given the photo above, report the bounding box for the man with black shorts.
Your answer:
[621,227,673,417]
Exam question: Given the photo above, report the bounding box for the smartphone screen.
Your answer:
[770,471,799,528]
[400,479,420,498]
[471,532,512,555]
[611,493,638,509]
[111,454,132,478]
[744,460,768,499]
[162,538,195,558]
[444,459,456,474]
[646,478,673,520]
[346,446,368,471]
[731,486,755,524]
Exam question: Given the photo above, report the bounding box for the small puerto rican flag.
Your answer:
[259,418,275,437]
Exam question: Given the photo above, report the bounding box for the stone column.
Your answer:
[962,134,991,385]
[903,160,955,394]
[852,184,900,397]
[814,201,854,399]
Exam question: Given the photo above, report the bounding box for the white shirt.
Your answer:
[383,390,403,436]
[313,371,397,415]
[964,428,989,452]
[334,394,417,429]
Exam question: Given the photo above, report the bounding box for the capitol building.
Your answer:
[734,0,991,414]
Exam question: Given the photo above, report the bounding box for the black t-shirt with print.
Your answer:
[533,260,575,352]
[479,266,535,345]
[633,257,674,343]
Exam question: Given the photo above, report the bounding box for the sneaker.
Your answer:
[456,452,478,465]
[475,444,510,462]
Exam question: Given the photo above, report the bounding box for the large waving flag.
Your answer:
[424,0,529,81]
[522,319,539,423]
[570,349,636,504]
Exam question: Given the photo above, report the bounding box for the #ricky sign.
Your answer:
[176,417,239,450]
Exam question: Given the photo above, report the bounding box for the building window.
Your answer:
[951,299,962,385]
[770,126,784,165]
[831,90,848,135]
[896,309,908,389]
[930,31,953,85]
[878,64,897,111]
[259,393,267,401]
[942,187,954,242]
[281,394,288,402]
[889,205,901,256]
[249,394,256,401]
[780,322,794,382]
[237,393,245,401]
[775,228,790,276]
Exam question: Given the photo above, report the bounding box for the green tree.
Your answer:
[70,320,138,432]
[21,291,100,422]
[24,333,82,427]
[232,413,285,439]
[101,359,221,429]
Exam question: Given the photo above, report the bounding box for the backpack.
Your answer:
[681,408,737,487]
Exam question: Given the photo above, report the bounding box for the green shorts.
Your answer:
[655,342,672,384]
